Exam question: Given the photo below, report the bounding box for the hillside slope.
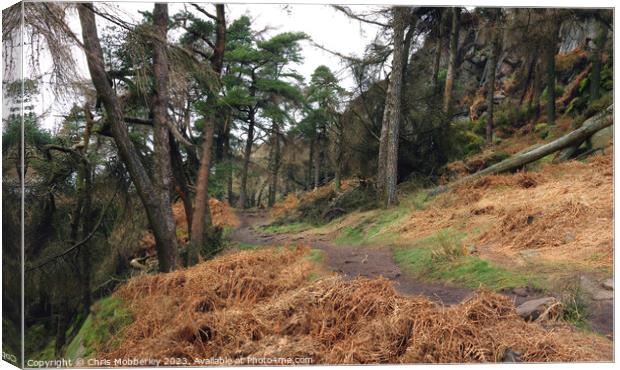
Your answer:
[72,247,611,363]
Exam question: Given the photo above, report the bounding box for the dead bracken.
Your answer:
[103,247,611,364]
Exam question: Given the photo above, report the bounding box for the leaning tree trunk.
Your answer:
[383,7,408,207]
[432,105,613,195]
[442,7,460,116]
[188,4,225,264]
[590,20,608,102]
[78,3,178,272]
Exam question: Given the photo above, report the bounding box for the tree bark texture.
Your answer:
[78,3,178,272]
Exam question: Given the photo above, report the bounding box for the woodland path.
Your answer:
[230,210,613,338]
[231,210,532,305]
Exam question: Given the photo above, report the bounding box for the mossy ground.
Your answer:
[392,229,542,292]
[65,296,132,361]
[260,222,313,234]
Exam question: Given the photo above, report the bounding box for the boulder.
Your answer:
[512,287,529,297]
[590,124,613,151]
[502,348,522,362]
[601,278,614,291]
[593,290,613,301]
[515,297,558,321]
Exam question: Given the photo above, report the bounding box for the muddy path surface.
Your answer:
[232,210,528,305]
[231,210,613,338]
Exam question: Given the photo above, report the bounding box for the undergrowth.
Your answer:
[260,222,313,234]
[65,296,132,361]
[334,191,429,246]
[394,229,542,292]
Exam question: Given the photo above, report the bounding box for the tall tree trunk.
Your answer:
[188,5,226,264]
[239,108,255,208]
[400,13,417,85]
[169,135,193,235]
[308,135,315,190]
[589,20,608,102]
[544,17,560,125]
[485,17,500,144]
[443,7,460,116]
[519,54,535,106]
[431,10,444,95]
[151,3,178,269]
[313,124,321,189]
[334,123,344,192]
[377,81,392,198]
[188,118,214,264]
[78,3,177,272]
[223,114,234,205]
[528,60,543,120]
[384,7,408,207]
[54,300,69,356]
[79,105,95,313]
[268,122,280,207]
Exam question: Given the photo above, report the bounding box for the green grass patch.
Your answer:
[65,296,132,360]
[307,248,325,263]
[232,242,260,250]
[335,206,408,246]
[394,229,542,291]
[306,272,321,282]
[260,222,312,234]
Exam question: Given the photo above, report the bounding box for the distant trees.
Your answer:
[222,21,307,207]
[304,65,346,190]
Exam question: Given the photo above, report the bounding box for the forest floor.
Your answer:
[229,208,613,338]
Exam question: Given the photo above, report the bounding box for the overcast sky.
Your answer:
[22,2,384,130]
[7,0,613,130]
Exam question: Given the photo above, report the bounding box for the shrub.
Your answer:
[431,230,466,262]
[583,93,612,118]
[486,151,511,166]
[534,123,550,139]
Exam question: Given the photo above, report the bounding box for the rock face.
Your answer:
[559,17,598,54]
[515,297,558,321]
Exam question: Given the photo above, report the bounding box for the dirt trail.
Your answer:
[230,210,613,338]
[231,210,528,306]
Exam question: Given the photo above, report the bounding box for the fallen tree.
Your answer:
[430,104,613,196]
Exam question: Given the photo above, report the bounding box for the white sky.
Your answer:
[4,0,615,131]
[20,2,385,130]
